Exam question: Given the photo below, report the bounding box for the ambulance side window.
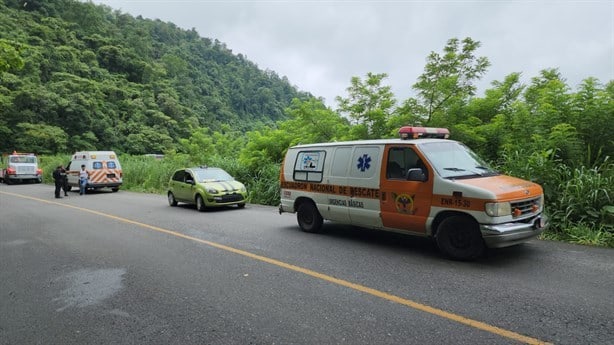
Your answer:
[294,150,325,182]
[93,161,103,169]
[387,147,421,180]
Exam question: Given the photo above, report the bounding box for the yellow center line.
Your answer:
[2,191,552,345]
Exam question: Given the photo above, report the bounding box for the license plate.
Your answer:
[107,173,116,178]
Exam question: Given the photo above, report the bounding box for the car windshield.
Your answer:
[419,141,498,179]
[193,168,233,182]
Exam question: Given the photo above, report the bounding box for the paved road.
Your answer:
[1,183,613,345]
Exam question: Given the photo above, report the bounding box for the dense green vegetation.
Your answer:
[2,0,613,247]
[0,0,309,153]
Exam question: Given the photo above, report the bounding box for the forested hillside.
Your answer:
[0,0,310,153]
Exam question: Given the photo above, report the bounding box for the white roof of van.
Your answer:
[289,138,454,149]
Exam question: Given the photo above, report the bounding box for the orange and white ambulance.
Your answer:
[279,127,548,260]
[66,151,123,192]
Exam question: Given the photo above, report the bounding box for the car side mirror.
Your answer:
[406,168,427,182]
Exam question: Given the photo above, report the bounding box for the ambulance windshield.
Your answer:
[419,142,498,179]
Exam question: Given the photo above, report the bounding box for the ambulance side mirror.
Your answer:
[406,168,427,182]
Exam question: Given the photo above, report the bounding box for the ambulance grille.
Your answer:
[511,197,540,217]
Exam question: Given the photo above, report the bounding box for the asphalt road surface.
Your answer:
[1,183,613,345]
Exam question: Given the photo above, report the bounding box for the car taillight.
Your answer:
[6,167,16,175]
[36,168,42,175]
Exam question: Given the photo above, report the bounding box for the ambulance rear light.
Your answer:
[399,126,450,139]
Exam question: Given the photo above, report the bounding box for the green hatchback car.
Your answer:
[167,166,247,211]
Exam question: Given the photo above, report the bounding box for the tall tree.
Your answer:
[412,37,490,124]
[336,72,396,139]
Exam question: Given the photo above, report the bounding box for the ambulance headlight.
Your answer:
[207,188,218,194]
[485,202,511,217]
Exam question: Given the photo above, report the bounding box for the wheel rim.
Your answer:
[449,229,471,249]
[197,196,203,209]
[299,210,313,225]
[168,193,174,205]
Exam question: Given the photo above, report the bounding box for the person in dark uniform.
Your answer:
[52,165,64,199]
[60,165,68,196]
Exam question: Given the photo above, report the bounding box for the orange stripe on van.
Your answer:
[88,169,121,184]
[280,181,381,199]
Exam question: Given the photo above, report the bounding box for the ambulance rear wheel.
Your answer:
[435,215,484,261]
[297,201,323,233]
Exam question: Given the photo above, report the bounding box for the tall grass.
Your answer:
[501,150,613,247]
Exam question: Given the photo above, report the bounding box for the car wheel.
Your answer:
[168,192,178,206]
[297,201,323,233]
[435,215,485,261]
[111,187,119,192]
[5,178,13,185]
[196,195,206,212]
[237,203,246,209]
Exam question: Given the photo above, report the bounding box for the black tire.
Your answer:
[297,201,323,233]
[196,195,206,212]
[168,192,178,206]
[435,215,485,260]
[111,187,119,192]
[5,178,13,185]
[237,203,246,209]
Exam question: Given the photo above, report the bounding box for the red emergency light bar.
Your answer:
[398,126,450,139]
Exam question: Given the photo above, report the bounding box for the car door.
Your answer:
[171,170,190,202]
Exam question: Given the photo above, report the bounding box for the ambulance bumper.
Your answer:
[88,182,122,188]
[480,214,548,248]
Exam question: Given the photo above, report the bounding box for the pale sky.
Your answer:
[91,0,614,107]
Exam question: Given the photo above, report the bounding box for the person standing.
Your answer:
[79,164,89,195]
[52,165,64,199]
[60,165,69,196]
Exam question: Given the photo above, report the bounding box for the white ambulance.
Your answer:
[279,127,548,260]
[66,151,123,192]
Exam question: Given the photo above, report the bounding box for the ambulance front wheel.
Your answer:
[435,215,485,261]
[297,201,323,233]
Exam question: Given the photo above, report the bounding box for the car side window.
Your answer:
[172,170,185,182]
[184,173,194,183]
